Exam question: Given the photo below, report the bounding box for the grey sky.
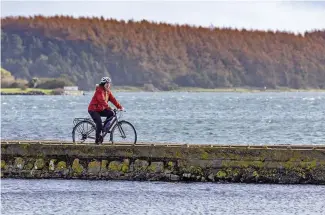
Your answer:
[1,1,325,33]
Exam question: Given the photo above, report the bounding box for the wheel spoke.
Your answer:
[111,121,137,144]
[117,125,127,138]
[72,121,96,144]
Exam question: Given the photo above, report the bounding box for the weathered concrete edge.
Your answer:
[2,140,325,150]
[1,143,325,184]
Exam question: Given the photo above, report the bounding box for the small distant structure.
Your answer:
[209,23,215,31]
[63,86,84,95]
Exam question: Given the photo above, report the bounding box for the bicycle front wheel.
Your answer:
[110,120,137,144]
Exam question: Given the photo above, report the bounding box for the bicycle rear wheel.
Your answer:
[72,120,96,143]
[110,120,137,144]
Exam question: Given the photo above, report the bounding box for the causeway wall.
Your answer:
[1,141,325,184]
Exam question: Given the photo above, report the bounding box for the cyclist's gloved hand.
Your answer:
[119,107,125,111]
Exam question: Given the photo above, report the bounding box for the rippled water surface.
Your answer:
[1,179,325,215]
[1,92,325,144]
[2,92,325,215]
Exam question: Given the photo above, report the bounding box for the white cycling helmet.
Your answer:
[100,77,111,84]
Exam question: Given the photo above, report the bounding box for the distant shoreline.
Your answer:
[1,87,324,95]
[113,86,325,93]
[0,88,52,95]
[0,88,84,95]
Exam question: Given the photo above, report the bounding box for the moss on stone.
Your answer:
[56,161,67,170]
[36,152,45,158]
[24,161,34,170]
[189,166,203,176]
[167,161,175,172]
[88,160,100,168]
[257,169,278,180]
[252,171,259,177]
[148,162,164,173]
[20,144,30,153]
[1,160,6,169]
[283,159,296,170]
[14,157,25,170]
[108,161,122,171]
[34,158,45,170]
[175,151,181,159]
[167,161,174,168]
[88,160,101,174]
[301,160,318,170]
[201,151,209,160]
[177,160,191,173]
[101,160,108,171]
[121,159,130,173]
[225,168,240,177]
[222,160,265,169]
[121,164,128,173]
[216,170,227,179]
[293,167,306,179]
[147,164,155,172]
[72,159,84,175]
[282,158,320,171]
[125,149,133,157]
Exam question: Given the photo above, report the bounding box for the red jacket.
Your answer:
[88,85,122,111]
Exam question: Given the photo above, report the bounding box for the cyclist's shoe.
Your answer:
[95,136,103,145]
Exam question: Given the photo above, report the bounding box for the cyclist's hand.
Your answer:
[119,107,125,111]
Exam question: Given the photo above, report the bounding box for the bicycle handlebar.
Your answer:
[113,108,126,113]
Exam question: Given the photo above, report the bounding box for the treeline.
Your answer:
[1,67,27,88]
[1,15,325,90]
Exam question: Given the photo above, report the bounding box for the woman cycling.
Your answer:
[88,77,124,144]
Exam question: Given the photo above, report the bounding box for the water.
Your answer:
[1,179,324,215]
[1,92,325,144]
[1,92,325,214]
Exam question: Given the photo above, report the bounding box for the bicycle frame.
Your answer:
[102,109,123,140]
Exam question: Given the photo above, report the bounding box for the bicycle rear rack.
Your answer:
[73,118,94,126]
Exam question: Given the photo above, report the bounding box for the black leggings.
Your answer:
[88,109,114,140]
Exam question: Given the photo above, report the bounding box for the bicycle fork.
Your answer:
[116,122,127,139]
[102,117,117,141]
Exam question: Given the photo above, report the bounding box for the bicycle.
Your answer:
[72,109,137,144]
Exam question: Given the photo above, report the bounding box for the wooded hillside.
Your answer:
[1,15,325,90]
